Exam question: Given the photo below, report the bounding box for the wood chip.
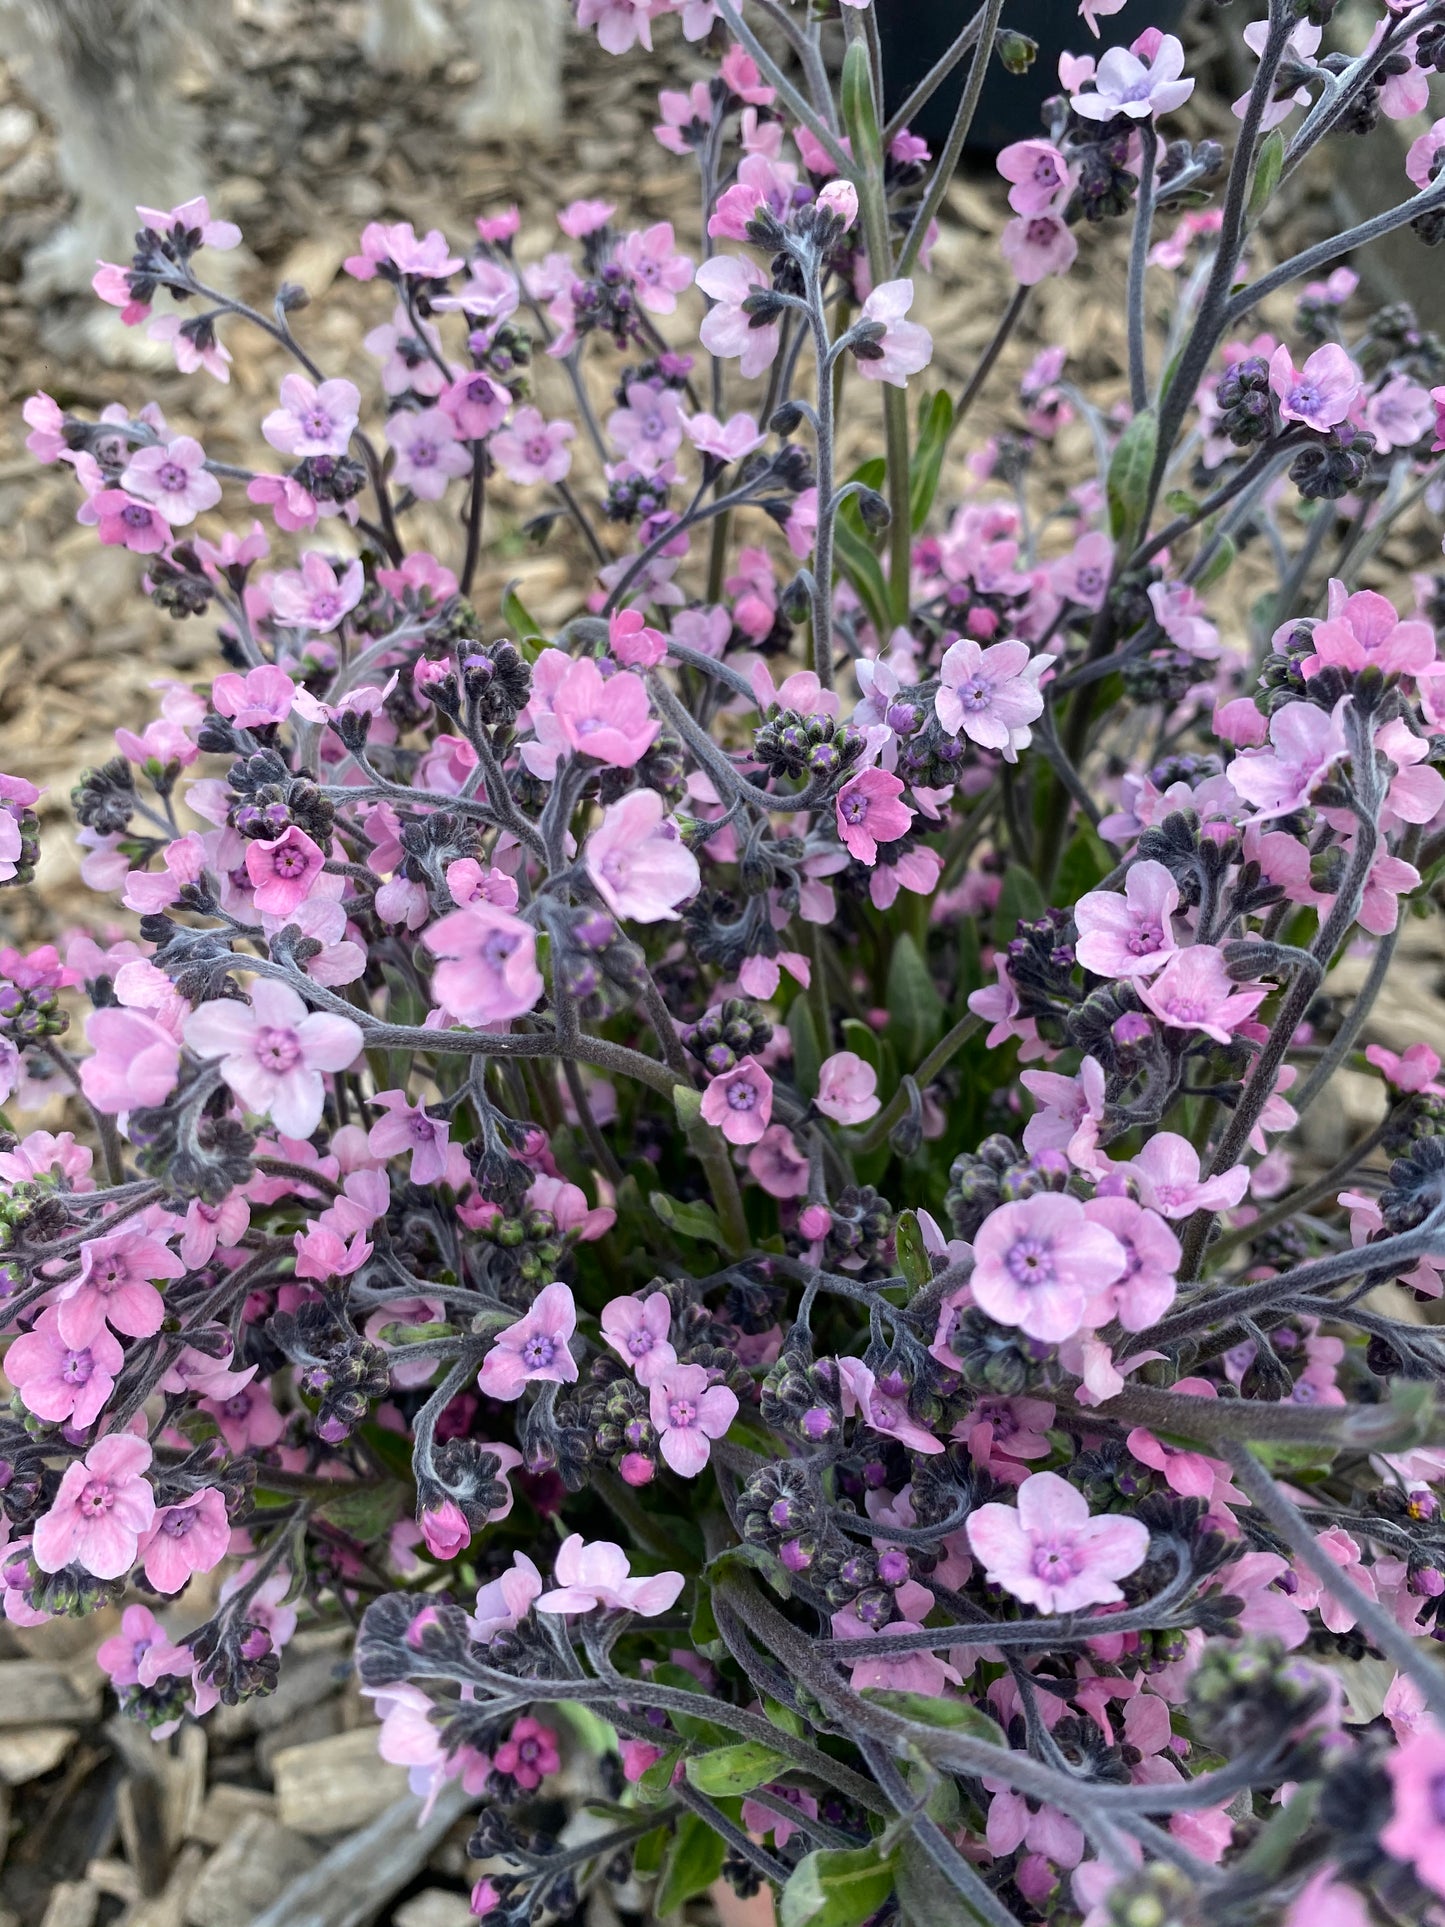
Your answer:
[182,1813,320,1927]
[247,1783,471,1927]
[391,1892,473,1927]
[270,1728,409,1836]
[38,1885,98,1927]
[127,1843,208,1927]
[186,1784,277,1849]
[0,1663,100,1729]
[0,1726,78,1786]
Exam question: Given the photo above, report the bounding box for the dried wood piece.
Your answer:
[186,1784,276,1848]
[247,1783,472,1927]
[127,1843,207,1927]
[181,1813,320,1927]
[0,1727,77,1786]
[270,1728,409,1836]
[37,1885,98,1927]
[391,1892,474,1927]
[0,1663,101,1728]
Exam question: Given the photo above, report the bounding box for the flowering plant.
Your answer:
[11,1,1445,1922]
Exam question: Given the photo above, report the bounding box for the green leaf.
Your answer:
[839,41,883,174]
[1054,827,1113,907]
[841,1017,884,1075]
[314,1482,406,1544]
[1164,489,1199,516]
[685,1741,793,1798]
[650,1190,728,1250]
[637,1747,684,1804]
[909,390,954,532]
[358,1421,417,1483]
[1195,533,1237,592]
[834,515,892,637]
[1106,408,1157,552]
[673,1084,704,1130]
[991,862,1047,949]
[781,1845,897,1927]
[896,1836,990,1927]
[894,1209,931,1296]
[655,1812,726,1914]
[763,1696,808,1740]
[1247,128,1285,220]
[862,1690,1006,1748]
[789,995,823,1102]
[885,933,943,1068]
[631,1824,668,1876]
[500,581,546,660]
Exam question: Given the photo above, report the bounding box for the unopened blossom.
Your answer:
[79,1005,180,1114]
[585,788,700,922]
[836,768,913,865]
[137,1489,230,1593]
[696,255,782,379]
[1074,860,1179,978]
[262,375,360,458]
[367,1089,451,1185]
[1268,342,1361,432]
[854,281,933,387]
[1070,34,1195,121]
[815,1051,880,1125]
[971,1192,1127,1343]
[33,1433,156,1581]
[423,901,544,1027]
[966,1469,1150,1613]
[184,979,363,1138]
[700,1056,773,1146]
[270,552,365,632]
[601,1291,677,1386]
[119,437,221,526]
[1137,945,1270,1046]
[490,406,575,485]
[477,1282,579,1400]
[649,1363,738,1476]
[936,638,1052,761]
[4,1309,123,1428]
[535,1535,685,1616]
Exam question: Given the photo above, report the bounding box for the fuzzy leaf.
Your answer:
[650,1190,728,1249]
[910,391,954,532]
[885,933,944,1068]
[686,1741,793,1797]
[1107,408,1157,551]
[781,1845,897,1927]
[656,1812,726,1913]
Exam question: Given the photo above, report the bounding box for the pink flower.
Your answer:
[4,1310,123,1427]
[245,825,326,915]
[1127,1378,1227,1499]
[854,280,933,387]
[438,370,509,440]
[472,1550,544,1642]
[997,140,1071,214]
[477,1283,578,1400]
[608,607,668,669]
[576,0,660,55]
[90,490,171,554]
[184,979,363,1137]
[617,221,694,315]
[585,788,700,922]
[120,438,221,526]
[424,901,544,1027]
[33,1433,155,1581]
[1001,208,1078,285]
[1136,946,1270,1045]
[649,1363,738,1476]
[1365,374,1435,452]
[212,664,298,727]
[1228,695,1351,816]
[1268,343,1361,432]
[1021,1058,1107,1174]
[1074,860,1179,978]
[179,1195,250,1268]
[270,552,365,632]
[344,220,462,280]
[1126,1132,1250,1219]
[1080,1196,1180,1331]
[965,1469,1149,1613]
[137,1488,230,1593]
[552,657,660,769]
[534,1534,685,1616]
[700,1056,773,1146]
[836,767,914,865]
[368,1089,450,1185]
[748,1124,811,1199]
[608,384,684,472]
[137,194,241,250]
[1284,1869,1370,1927]
[1382,1718,1445,1897]
[815,1051,880,1126]
[696,256,782,379]
[971,1193,1127,1343]
[683,411,766,464]
[935,638,1051,760]
[56,1226,183,1347]
[838,1357,945,1455]
[79,1006,181,1114]
[1367,1042,1443,1094]
[1070,34,1195,121]
[386,408,472,501]
[491,407,575,485]
[601,1291,677,1386]
[1308,582,1436,679]
[262,376,360,458]
[493,1717,560,1791]
[1078,0,1128,36]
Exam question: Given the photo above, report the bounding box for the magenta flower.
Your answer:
[493,1717,561,1792]
[837,1358,945,1456]
[1137,945,1269,1046]
[649,1363,738,1476]
[90,491,171,554]
[119,437,221,527]
[270,552,365,633]
[601,1290,677,1386]
[184,978,363,1137]
[477,1282,579,1400]
[1382,1718,1445,1898]
[438,371,509,440]
[534,1534,685,1617]
[4,1309,123,1427]
[423,901,544,1027]
[56,1225,184,1348]
[585,788,700,922]
[617,221,695,315]
[550,657,660,769]
[997,140,1071,215]
[262,375,360,458]
[491,407,576,486]
[815,1051,880,1126]
[1070,34,1195,122]
[79,1006,181,1114]
[1268,343,1361,432]
[367,1089,451,1185]
[966,1470,1150,1613]
[33,1433,156,1582]
[1001,209,1078,285]
[137,1488,230,1593]
[936,638,1051,761]
[244,825,326,916]
[700,1056,774,1146]
[696,255,783,380]
[1307,582,1436,679]
[1074,859,1180,978]
[971,1192,1127,1343]
[854,281,933,388]
[385,407,472,501]
[836,768,914,865]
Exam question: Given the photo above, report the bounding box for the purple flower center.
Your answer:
[60,1348,94,1386]
[521,1334,557,1369]
[255,1025,303,1072]
[627,1330,655,1358]
[271,845,311,880]
[301,409,334,439]
[409,438,439,468]
[310,594,340,621]
[481,931,519,971]
[1030,1535,1084,1583]
[122,503,154,529]
[78,1478,115,1518]
[524,435,552,465]
[408,1112,437,1144]
[726,1078,758,1112]
[667,1396,698,1430]
[1005,1236,1056,1287]
[841,793,869,826]
[1025,216,1058,246]
[1162,993,1207,1022]
[1126,920,1164,955]
[157,460,189,493]
[1431,1771,1445,1826]
[91,1260,127,1293]
[160,1507,195,1539]
[956,676,993,712]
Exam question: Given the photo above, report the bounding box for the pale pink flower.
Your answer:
[576,0,661,56]
[270,552,365,632]
[137,1488,230,1593]
[244,825,326,915]
[608,384,686,472]
[385,407,471,501]
[1268,342,1361,431]
[1078,0,1127,36]
[696,256,782,379]
[551,657,660,769]
[617,222,694,314]
[971,1193,1126,1343]
[120,437,221,526]
[535,1534,685,1616]
[344,221,462,280]
[4,1310,123,1427]
[748,1124,811,1199]
[815,1051,880,1125]
[184,978,363,1137]
[367,1089,451,1185]
[1382,1719,1445,1898]
[1136,946,1269,1045]
[965,1469,1149,1612]
[1127,1378,1227,1499]
[56,1225,183,1347]
[1284,1869,1370,1927]
[90,491,171,553]
[472,1550,544,1642]
[608,607,668,669]
[423,901,544,1026]
[178,1195,250,1268]
[262,376,360,458]
[438,371,509,440]
[33,1433,155,1581]
[1234,18,1321,128]
[1071,34,1195,121]
[997,140,1071,214]
[935,638,1051,760]
[137,194,241,249]
[649,1363,738,1476]
[1366,1042,1443,1094]
[836,767,913,865]
[601,1291,677,1386]
[1228,694,1351,816]
[1001,208,1078,285]
[1080,1196,1180,1331]
[491,407,575,485]
[1126,1132,1250,1219]
[585,788,700,922]
[700,1056,773,1146]
[1308,582,1436,679]
[837,1358,945,1455]
[854,280,933,387]
[79,1006,181,1114]
[1291,1525,1376,1635]
[1021,1057,1107,1174]
[1365,375,1435,453]
[1074,860,1179,978]
[683,412,766,464]
[477,1282,578,1400]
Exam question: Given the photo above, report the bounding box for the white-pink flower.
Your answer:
[853,280,933,387]
[815,1051,880,1126]
[935,639,1052,762]
[971,1192,1127,1343]
[477,1283,579,1400]
[601,1291,677,1386]
[491,407,575,486]
[696,255,782,380]
[965,1469,1149,1613]
[270,552,365,632]
[648,1363,738,1476]
[386,408,472,501]
[120,437,221,526]
[33,1433,156,1581]
[1073,859,1179,978]
[1136,946,1269,1046]
[534,1534,685,1616]
[700,1056,773,1145]
[423,901,544,1027]
[184,978,363,1138]
[263,375,361,458]
[585,788,700,922]
[1125,1132,1250,1219]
